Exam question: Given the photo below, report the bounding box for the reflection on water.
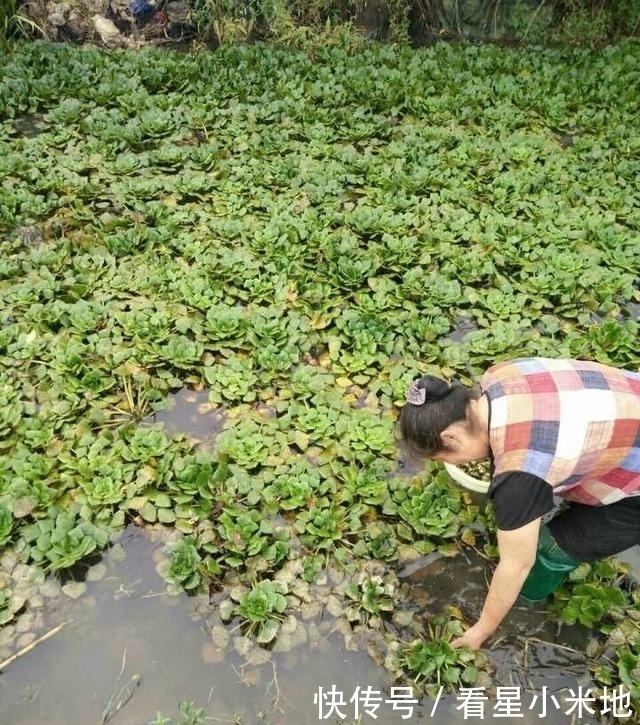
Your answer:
[448,316,478,342]
[148,388,226,452]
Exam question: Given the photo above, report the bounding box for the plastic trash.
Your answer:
[129,0,156,16]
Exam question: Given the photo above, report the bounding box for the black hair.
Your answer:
[398,375,479,459]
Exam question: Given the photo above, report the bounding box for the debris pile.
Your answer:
[36,0,192,46]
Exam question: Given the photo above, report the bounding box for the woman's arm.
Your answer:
[451,516,541,649]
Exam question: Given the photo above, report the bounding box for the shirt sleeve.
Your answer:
[488,471,555,531]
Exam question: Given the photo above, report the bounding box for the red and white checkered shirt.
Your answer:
[482,358,640,505]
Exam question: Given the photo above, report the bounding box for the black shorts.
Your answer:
[549,496,640,562]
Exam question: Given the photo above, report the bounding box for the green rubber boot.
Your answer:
[520,524,580,602]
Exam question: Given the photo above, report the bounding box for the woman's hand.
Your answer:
[450,518,542,650]
[451,623,490,650]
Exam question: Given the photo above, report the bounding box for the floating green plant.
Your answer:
[164,536,202,591]
[344,573,396,627]
[220,580,289,644]
[397,614,490,694]
[21,508,110,572]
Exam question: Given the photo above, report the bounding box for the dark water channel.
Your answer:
[1,389,634,725]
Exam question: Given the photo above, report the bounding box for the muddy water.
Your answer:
[0,389,622,725]
[147,387,227,450]
[0,525,601,725]
[4,527,419,725]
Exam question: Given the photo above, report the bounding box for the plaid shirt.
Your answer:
[482,358,640,505]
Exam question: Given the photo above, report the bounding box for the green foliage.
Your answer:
[344,572,396,626]
[165,536,203,591]
[221,579,289,643]
[204,355,257,404]
[295,504,351,550]
[146,701,207,725]
[21,508,110,571]
[165,452,228,524]
[187,0,357,45]
[177,701,207,725]
[552,557,633,627]
[391,473,477,550]
[262,459,328,511]
[0,0,44,46]
[0,503,14,546]
[182,0,640,45]
[551,582,627,627]
[363,521,399,561]
[334,409,396,463]
[216,505,288,567]
[399,615,488,694]
[0,383,22,437]
[545,0,640,45]
[238,580,287,625]
[550,559,640,712]
[614,645,640,706]
[216,418,286,469]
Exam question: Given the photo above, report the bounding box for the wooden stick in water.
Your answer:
[0,620,71,671]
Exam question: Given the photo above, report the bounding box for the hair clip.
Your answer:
[406,381,426,406]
